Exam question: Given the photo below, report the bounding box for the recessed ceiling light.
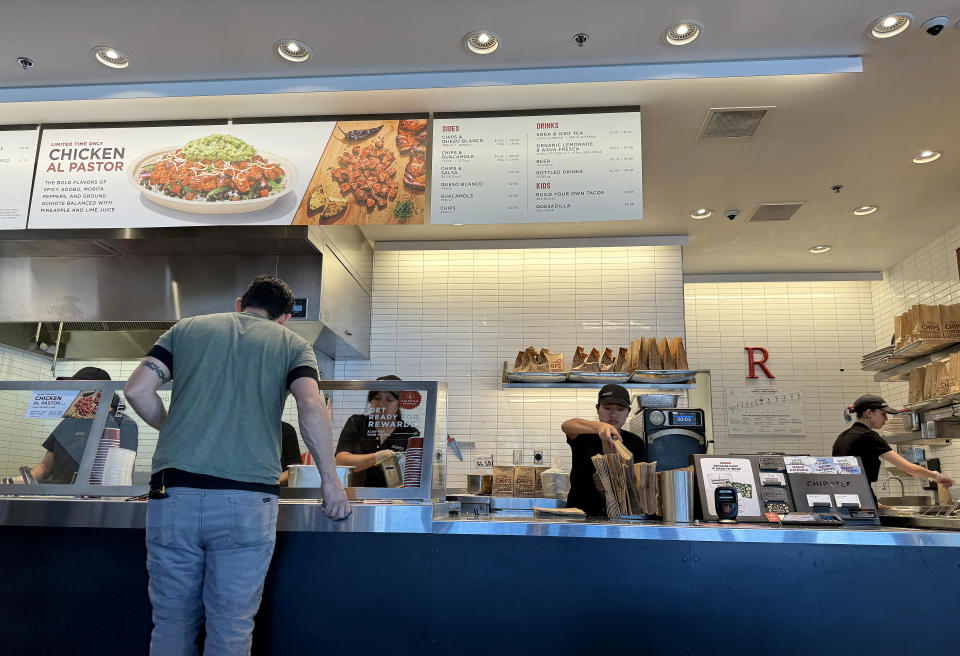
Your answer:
[275,39,311,63]
[664,21,702,46]
[853,205,878,216]
[91,46,130,69]
[808,245,831,254]
[690,208,712,219]
[912,150,941,164]
[464,30,500,54]
[869,13,913,38]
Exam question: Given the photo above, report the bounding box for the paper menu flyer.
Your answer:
[25,391,79,419]
[699,457,762,517]
[431,111,642,224]
[785,456,861,475]
[0,129,39,230]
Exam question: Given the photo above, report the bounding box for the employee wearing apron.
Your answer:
[833,394,953,502]
[335,375,420,486]
[562,384,648,517]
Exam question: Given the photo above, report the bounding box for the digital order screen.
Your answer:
[669,411,700,426]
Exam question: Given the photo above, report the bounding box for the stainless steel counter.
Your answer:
[434,516,960,547]
[3,497,960,547]
[0,498,443,534]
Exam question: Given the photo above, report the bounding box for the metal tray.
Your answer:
[630,370,698,384]
[506,371,568,383]
[567,371,632,383]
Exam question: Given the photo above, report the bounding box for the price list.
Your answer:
[431,111,642,224]
[0,130,39,230]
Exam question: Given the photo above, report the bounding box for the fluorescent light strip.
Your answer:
[0,56,862,103]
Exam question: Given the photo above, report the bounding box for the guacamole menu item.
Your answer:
[134,134,292,211]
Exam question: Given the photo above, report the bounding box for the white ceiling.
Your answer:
[1,0,959,274]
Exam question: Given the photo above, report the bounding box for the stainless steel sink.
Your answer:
[876,495,933,506]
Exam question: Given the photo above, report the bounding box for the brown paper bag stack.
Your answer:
[909,367,926,404]
[633,461,659,516]
[541,349,564,372]
[572,346,588,371]
[492,466,516,497]
[599,347,615,371]
[585,348,601,372]
[513,347,564,372]
[514,467,538,498]
[614,347,629,373]
[940,304,960,340]
[591,440,643,519]
[917,305,944,339]
[668,337,689,369]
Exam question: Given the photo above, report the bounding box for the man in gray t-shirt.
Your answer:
[125,274,350,655]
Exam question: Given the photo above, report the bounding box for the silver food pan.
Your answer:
[630,370,697,384]
[507,371,568,383]
[567,371,632,383]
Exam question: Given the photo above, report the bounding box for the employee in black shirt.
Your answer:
[278,421,304,486]
[562,384,648,517]
[335,375,420,487]
[29,367,138,484]
[832,394,952,500]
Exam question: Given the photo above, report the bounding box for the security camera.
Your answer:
[725,209,740,221]
[16,57,34,70]
[922,17,949,36]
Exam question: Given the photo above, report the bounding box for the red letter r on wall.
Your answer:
[745,347,774,379]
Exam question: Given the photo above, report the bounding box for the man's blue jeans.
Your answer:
[145,487,279,656]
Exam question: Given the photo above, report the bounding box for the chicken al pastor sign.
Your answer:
[28,118,428,228]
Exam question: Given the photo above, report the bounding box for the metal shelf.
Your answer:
[501,382,694,390]
[872,341,960,383]
[884,433,953,447]
[905,393,960,414]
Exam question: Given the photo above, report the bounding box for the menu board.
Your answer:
[0,129,39,230]
[431,111,642,224]
[726,387,806,438]
[28,119,427,229]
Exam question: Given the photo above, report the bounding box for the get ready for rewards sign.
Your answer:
[28,120,428,229]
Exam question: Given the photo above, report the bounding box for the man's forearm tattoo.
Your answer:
[143,360,170,384]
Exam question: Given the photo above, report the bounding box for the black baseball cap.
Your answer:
[852,394,903,415]
[57,367,111,381]
[597,384,630,408]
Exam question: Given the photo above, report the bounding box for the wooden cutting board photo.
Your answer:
[291,119,427,226]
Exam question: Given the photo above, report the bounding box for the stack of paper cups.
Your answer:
[102,447,136,486]
[402,437,423,488]
[89,427,120,484]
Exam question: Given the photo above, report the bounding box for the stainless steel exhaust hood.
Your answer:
[0,226,372,361]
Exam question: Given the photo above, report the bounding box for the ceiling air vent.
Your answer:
[698,107,773,140]
[747,203,804,222]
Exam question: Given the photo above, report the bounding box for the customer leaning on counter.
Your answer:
[335,374,421,486]
[562,384,648,517]
[833,394,953,502]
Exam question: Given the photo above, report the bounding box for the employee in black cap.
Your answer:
[562,384,648,517]
[29,367,139,484]
[832,394,952,497]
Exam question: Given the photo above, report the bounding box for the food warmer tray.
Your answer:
[567,371,632,383]
[630,370,698,384]
[506,371,569,383]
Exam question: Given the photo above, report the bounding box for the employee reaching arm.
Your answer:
[833,395,953,499]
[562,385,648,517]
[291,377,350,517]
[124,357,170,431]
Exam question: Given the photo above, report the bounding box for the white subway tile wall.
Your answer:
[684,281,879,464]
[336,246,686,489]
[872,223,960,497]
